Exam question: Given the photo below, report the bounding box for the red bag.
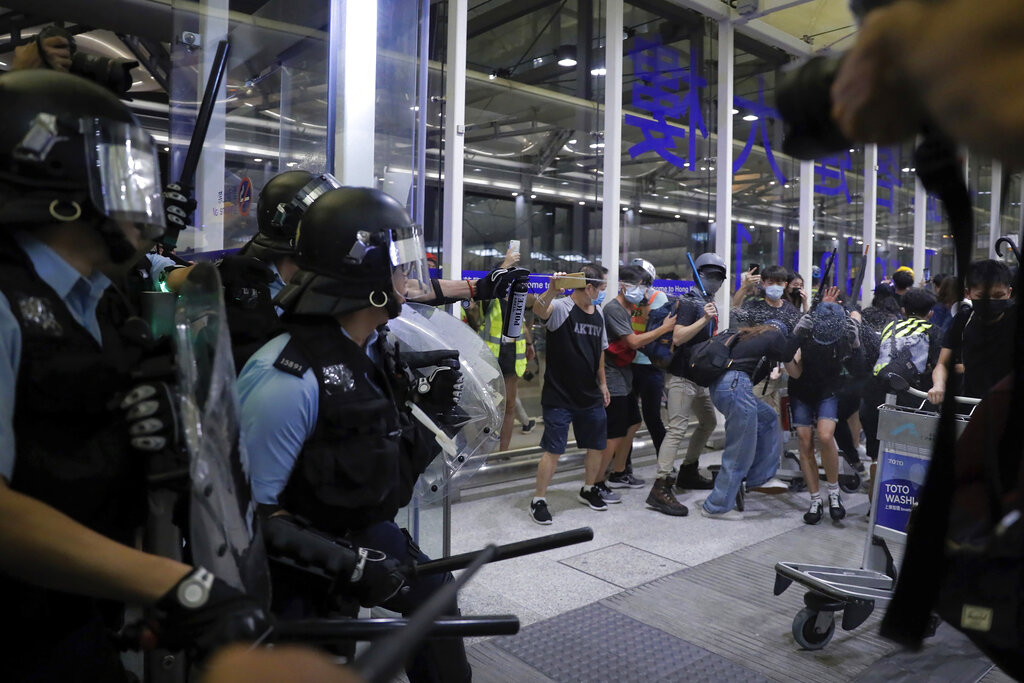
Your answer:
[606,337,636,367]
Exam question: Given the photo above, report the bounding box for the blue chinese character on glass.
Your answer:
[927,194,943,222]
[877,146,902,214]
[623,37,707,169]
[815,151,853,203]
[733,76,787,184]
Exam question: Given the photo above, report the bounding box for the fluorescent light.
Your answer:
[558,57,577,67]
[590,67,606,76]
[742,114,758,122]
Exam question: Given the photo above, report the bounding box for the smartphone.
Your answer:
[553,272,586,289]
[509,239,520,255]
[748,263,760,275]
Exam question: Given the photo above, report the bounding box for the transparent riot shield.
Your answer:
[388,303,503,500]
[175,262,269,602]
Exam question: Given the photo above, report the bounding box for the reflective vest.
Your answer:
[873,317,933,376]
[480,300,526,376]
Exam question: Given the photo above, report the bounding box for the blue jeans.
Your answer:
[704,370,782,514]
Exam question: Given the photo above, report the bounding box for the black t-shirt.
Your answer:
[732,297,803,334]
[541,297,608,409]
[667,289,715,378]
[943,307,1017,398]
[788,338,850,401]
[729,328,800,385]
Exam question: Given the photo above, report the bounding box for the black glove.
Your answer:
[474,266,530,301]
[162,183,197,247]
[121,382,188,453]
[148,567,272,660]
[345,548,407,608]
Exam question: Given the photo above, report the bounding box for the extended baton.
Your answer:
[815,248,837,306]
[412,527,593,577]
[274,615,519,644]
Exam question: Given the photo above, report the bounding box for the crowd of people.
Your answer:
[504,254,1018,527]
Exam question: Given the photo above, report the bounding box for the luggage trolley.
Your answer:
[772,383,980,650]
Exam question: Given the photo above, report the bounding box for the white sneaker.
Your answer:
[747,477,789,494]
[698,499,744,521]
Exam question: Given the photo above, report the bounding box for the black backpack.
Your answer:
[687,331,741,388]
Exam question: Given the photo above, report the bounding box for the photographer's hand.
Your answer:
[13,36,71,72]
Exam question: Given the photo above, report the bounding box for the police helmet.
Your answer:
[694,252,727,276]
[0,70,165,263]
[248,170,340,260]
[275,187,430,319]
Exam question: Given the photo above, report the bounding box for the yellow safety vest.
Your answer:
[873,317,933,376]
[480,300,526,377]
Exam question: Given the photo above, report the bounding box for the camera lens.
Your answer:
[71,53,138,98]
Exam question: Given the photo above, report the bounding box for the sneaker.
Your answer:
[595,481,621,504]
[804,499,823,525]
[529,499,552,525]
[521,418,536,434]
[747,477,789,494]
[577,486,608,511]
[829,491,846,521]
[607,471,645,488]
[698,499,743,521]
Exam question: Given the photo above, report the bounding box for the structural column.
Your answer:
[601,0,624,293]
[441,0,467,282]
[328,0,377,186]
[715,20,734,330]
[861,145,878,306]
[798,160,813,287]
[913,172,927,278]
[989,159,1003,260]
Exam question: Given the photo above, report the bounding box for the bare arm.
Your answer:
[0,477,190,605]
[784,347,802,379]
[672,302,717,346]
[731,269,760,308]
[597,352,610,407]
[532,273,565,320]
[164,264,196,293]
[929,347,953,404]
[624,311,678,350]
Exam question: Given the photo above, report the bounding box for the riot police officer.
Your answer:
[0,70,268,681]
[238,187,472,682]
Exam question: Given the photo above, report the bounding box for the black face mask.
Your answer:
[973,298,1015,320]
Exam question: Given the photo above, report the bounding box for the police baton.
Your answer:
[355,545,499,683]
[273,614,520,644]
[847,244,870,310]
[410,527,594,577]
[814,248,837,307]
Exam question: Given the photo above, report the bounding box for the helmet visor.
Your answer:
[272,172,341,228]
[83,119,164,240]
[390,223,432,301]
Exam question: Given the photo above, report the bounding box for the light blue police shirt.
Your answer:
[238,325,380,505]
[0,232,112,480]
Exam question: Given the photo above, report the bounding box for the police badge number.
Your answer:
[18,296,63,336]
[322,363,355,391]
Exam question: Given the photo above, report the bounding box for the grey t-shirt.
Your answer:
[602,298,635,396]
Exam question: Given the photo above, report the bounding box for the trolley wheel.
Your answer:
[792,608,835,650]
[838,473,862,494]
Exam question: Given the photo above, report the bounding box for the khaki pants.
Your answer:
[657,375,717,477]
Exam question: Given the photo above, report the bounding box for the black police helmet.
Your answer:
[250,170,340,260]
[275,187,415,319]
[0,70,164,262]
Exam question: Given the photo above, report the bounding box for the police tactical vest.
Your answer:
[272,316,436,535]
[0,233,146,643]
[217,254,284,373]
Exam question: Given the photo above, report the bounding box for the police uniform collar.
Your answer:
[12,230,110,304]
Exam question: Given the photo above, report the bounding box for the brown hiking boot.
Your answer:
[646,476,689,516]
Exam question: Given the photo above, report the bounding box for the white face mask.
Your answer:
[765,284,786,300]
[623,285,646,304]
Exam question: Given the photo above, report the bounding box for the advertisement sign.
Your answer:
[875,448,930,532]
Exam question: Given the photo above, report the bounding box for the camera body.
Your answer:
[37,25,139,97]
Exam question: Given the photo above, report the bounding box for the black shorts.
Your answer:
[498,343,518,376]
[606,393,642,439]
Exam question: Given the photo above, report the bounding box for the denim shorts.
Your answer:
[789,394,839,428]
[540,403,608,454]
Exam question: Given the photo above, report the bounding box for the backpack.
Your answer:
[641,298,681,369]
[687,331,742,388]
[872,317,934,383]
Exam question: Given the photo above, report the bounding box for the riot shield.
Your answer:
[388,303,503,499]
[175,262,270,602]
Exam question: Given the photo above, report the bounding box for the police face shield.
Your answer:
[273,173,341,229]
[389,223,432,302]
[82,119,165,241]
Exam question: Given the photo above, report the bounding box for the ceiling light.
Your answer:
[512,192,518,197]
[589,142,605,149]
[409,105,420,111]
[742,114,758,122]
[578,200,585,205]
[731,108,739,115]
[674,214,681,219]
[530,194,537,199]
[556,45,577,67]
[568,138,578,144]
[590,66,606,76]
[488,72,497,80]
[253,157,262,162]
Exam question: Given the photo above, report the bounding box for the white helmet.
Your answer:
[630,257,657,282]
